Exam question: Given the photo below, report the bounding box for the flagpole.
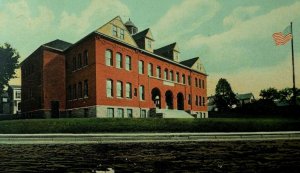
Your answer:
[291,22,296,106]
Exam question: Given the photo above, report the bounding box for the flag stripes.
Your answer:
[272,32,292,46]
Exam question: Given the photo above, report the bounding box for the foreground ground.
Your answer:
[0,140,300,172]
[0,118,300,133]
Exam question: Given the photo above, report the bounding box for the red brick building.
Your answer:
[21,16,208,118]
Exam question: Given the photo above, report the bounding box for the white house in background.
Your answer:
[236,93,255,106]
[0,69,21,115]
[8,85,21,114]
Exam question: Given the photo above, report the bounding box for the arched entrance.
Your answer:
[165,90,173,109]
[151,88,161,108]
[177,92,184,110]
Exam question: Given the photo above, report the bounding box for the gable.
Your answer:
[173,43,179,52]
[96,16,137,47]
[145,30,154,40]
[191,58,206,73]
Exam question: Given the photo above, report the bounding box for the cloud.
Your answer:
[187,1,300,73]
[151,0,220,47]
[223,6,260,28]
[59,0,130,35]
[0,0,55,60]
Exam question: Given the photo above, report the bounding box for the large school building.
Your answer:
[21,16,208,118]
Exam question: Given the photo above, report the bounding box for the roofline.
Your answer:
[94,31,208,76]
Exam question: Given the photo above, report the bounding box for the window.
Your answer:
[176,72,179,83]
[72,56,76,71]
[67,86,72,100]
[188,76,191,85]
[84,80,88,97]
[117,108,124,118]
[107,108,114,118]
[126,82,132,99]
[15,91,21,99]
[182,74,186,84]
[83,50,88,66]
[73,84,77,99]
[156,66,161,78]
[106,79,113,97]
[141,110,147,118]
[164,69,168,80]
[127,109,133,118]
[147,39,151,49]
[120,29,124,40]
[112,25,117,37]
[117,81,123,98]
[125,55,131,70]
[199,79,201,88]
[202,80,205,89]
[77,53,82,68]
[169,71,174,81]
[196,96,198,106]
[139,60,144,74]
[116,53,122,68]
[105,49,113,66]
[139,85,145,101]
[148,63,153,76]
[78,82,83,98]
[199,96,202,106]
[202,97,205,106]
[195,78,198,87]
[188,94,191,105]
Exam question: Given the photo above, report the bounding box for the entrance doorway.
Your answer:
[165,90,173,109]
[51,101,59,118]
[177,92,184,110]
[151,88,161,108]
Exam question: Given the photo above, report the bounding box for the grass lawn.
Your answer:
[0,118,300,134]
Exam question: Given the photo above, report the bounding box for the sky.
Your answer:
[1,0,299,97]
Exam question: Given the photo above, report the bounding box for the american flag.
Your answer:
[272,25,292,46]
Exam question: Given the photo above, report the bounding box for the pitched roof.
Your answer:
[154,42,177,55]
[236,93,254,100]
[132,28,150,40]
[180,57,199,67]
[43,39,72,51]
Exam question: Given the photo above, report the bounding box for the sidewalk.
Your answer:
[1,131,300,144]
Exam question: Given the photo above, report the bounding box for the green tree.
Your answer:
[0,43,20,95]
[259,87,279,101]
[214,78,237,111]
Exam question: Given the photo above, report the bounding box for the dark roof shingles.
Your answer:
[43,39,72,51]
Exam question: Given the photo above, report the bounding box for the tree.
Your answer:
[214,78,238,111]
[259,87,279,101]
[0,43,20,95]
[278,87,300,104]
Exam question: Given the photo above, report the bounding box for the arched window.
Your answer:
[83,50,88,66]
[116,52,122,68]
[117,81,123,98]
[139,60,144,74]
[78,82,83,98]
[164,69,168,80]
[106,79,113,97]
[170,71,174,81]
[148,63,153,76]
[125,55,131,70]
[105,49,113,66]
[139,85,145,100]
[182,74,186,84]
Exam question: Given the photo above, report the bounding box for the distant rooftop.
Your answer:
[43,39,72,51]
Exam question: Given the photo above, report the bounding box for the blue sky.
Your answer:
[0,0,299,97]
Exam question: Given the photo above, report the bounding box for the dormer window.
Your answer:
[112,25,117,37]
[147,39,152,49]
[120,29,124,40]
[112,25,125,40]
